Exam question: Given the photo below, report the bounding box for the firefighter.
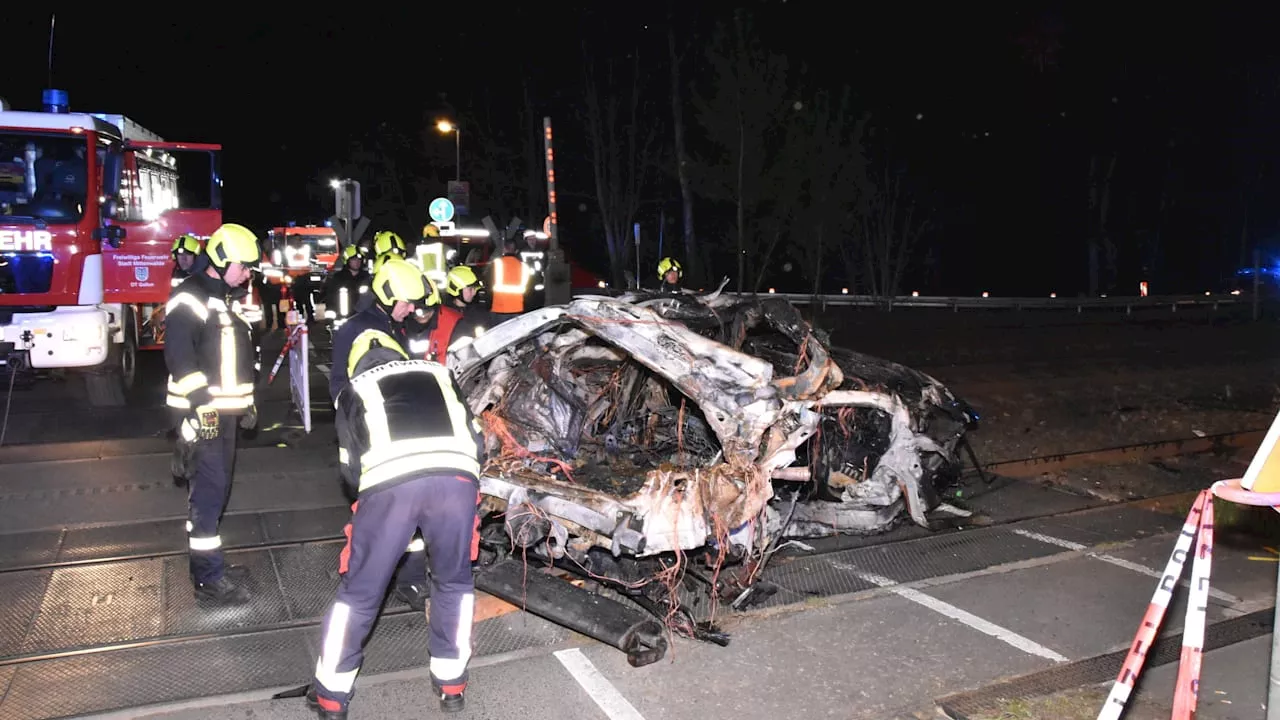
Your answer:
[164,223,261,606]
[420,223,448,289]
[310,265,482,718]
[329,258,438,611]
[324,245,370,323]
[657,256,684,293]
[444,264,491,342]
[171,234,202,288]
[488,240,528,315]
[405,275,455,363]
[371,229,407,260]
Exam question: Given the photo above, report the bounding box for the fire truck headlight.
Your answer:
[272,250,283,265]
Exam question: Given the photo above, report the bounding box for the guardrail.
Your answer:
[570,288,1263,314]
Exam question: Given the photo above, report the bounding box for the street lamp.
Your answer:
[436,120,460,182]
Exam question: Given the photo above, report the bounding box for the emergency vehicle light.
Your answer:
[42,88,70,114]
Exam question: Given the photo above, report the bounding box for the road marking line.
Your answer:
[1010,528,1242,604]
[554,648,647,720]
[853,570,1069,663]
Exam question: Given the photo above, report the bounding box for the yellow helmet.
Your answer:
[423,275,442,308]
[373,230,406,257]
[371,257,429,307]
[445,265,481,297]
[339,245,364,263]
[422,224,441,238]
[206,224,261,269]
[171,233,202,258]
[657,256,683,281]
[370,252,396,276]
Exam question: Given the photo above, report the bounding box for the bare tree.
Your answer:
[1086,152,1117,296]
[850,156,932,299]
[693,11,795,293]
[668,22,699,284]
[788,91,866,298]
[582,47,659,287]
[312,123,431,236]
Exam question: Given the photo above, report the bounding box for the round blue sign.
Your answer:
[429,197,455,224]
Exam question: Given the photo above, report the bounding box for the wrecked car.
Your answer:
[447,290,977,657]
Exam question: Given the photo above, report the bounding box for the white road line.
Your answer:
[854,570,1070,663]
[554,648,647,720]
[1010,528,1242,605]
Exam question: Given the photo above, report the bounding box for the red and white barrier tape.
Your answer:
[1098,479,1278,719]
[266,323,305,385]
[1097,489,1210,720]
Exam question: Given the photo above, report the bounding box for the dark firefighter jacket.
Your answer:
[164,271,256,415]
[325,268,372,318]
[329,304,406,401]
[333,332,483,493]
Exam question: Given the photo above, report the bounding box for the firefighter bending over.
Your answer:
[164,223,261,606]
[324,245,370,322]
[171,234,202,288]
[310,265,483,718]
[330,259,442,611]
[657,256,683,293]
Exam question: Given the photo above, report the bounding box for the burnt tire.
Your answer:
[84,315,138,408]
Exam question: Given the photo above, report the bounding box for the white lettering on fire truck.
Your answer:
[0,230,54,252]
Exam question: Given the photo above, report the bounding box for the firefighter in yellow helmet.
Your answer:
[442,264,491,345]
[312,257,482,716]
[657,256,683,294]
[171,234,202,288]
[164,223,261,606]
[372,230,407,259]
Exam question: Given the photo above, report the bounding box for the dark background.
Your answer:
[6,5,1280,295]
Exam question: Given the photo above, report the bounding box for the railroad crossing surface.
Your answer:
[0,331,1272,720]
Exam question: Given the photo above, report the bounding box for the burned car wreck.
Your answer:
[447,291,977,662]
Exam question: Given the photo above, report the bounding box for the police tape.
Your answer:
[1097,489,1211,720]
[1096,478,1280,720]
[267,323,306,385]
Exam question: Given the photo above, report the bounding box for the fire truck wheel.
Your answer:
[84,316,137,407]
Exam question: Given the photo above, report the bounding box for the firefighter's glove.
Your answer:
[192,406,221,441]
[172,432,198,480]
[239,404,258,431]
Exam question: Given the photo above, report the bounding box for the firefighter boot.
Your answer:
[433,680,465,713]
[393,583,430,612]
[194,576,250,605]
[305,685,347,720]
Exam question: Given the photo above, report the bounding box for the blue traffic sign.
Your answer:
[429,197,455,224]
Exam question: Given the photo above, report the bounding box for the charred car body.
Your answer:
[447,290,977,661]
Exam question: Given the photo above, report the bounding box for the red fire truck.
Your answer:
[0,89,234,406]
[261,224,340,286]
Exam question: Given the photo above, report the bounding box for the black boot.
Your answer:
[433,680,465,713]
[305,685,347,720]
[393,583,430,612]
[194,576,250,605]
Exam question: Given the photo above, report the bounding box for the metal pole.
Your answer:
[1269,567,1280,719]
[455,129,461,182]
[543,118,558,251]
[633,223,641,289]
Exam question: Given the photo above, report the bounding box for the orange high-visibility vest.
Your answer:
[490,255,528,314]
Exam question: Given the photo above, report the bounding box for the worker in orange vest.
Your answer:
[488,240,528,315]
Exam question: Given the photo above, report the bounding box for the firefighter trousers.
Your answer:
[314,474,480,710]
[187,416,238,585]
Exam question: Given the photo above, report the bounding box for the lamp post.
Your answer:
[436,120,460,181]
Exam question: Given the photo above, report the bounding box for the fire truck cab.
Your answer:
[261,224,339,286]
[0,89,227,406]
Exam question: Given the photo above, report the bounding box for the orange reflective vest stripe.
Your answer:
[490,256,526,314]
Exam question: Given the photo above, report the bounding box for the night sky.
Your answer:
[7,6,1280,295]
